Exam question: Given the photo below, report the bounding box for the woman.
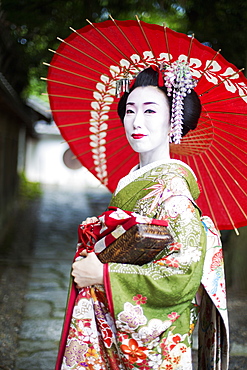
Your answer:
[58,66,228,369]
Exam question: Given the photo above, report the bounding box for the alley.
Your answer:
[0,185,247,370]
[0,185,111,370]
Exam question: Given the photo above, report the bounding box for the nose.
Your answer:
[133,111,143,129]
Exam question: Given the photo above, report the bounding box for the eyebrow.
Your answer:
[126,102,158,105]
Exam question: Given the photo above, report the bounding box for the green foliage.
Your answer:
[22,68,48,102]
[19,173,42,200]
[1,0,246,97]
[1,0,187,97]
[177,0,247,70]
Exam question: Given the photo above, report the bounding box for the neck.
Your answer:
[139,145,170,168]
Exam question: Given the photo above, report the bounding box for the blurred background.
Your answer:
[0,1,247,369]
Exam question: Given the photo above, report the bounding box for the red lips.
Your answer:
[132,134,147,139]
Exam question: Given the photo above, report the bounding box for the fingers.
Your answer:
[71,253,104,288]
[79,250,88,257]
[81,216,99,226]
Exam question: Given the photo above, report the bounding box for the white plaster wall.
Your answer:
[25,134,106,191]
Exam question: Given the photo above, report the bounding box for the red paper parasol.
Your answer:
[44,17,247,232]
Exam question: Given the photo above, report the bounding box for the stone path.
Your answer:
[15,187,111,370]
[0,185,247,369]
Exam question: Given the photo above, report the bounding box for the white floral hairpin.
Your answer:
[162,61,198,144]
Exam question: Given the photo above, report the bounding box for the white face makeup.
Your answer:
[123,86,171,165]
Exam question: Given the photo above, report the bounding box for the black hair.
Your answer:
[117,66,202,137]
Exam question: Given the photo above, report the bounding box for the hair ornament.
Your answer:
[162,61,198,144]
[115,69,136,98]
[115,77,130,98]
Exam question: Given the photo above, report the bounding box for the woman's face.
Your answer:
[123,86,170,156]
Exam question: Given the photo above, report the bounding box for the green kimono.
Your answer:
[59,159,228,370]
[106,159,206,369]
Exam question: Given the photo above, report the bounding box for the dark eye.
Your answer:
[145,109,155,114]
[126,109,134,114]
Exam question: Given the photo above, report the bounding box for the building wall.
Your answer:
[25,133,106,191]
[0,109,21,234]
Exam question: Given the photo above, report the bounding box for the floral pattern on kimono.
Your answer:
[198,216,229,370]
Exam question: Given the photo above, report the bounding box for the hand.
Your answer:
[81,216,99,226]
[71,252,104,288]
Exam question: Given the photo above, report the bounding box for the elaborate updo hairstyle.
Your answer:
[117,66,202,138]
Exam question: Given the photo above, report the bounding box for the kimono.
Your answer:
[56,159,229,370]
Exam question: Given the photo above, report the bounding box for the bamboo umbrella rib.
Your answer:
[102,142,131,161]
[109,15,148,67]
[66,131,126,144]
[215,130,246,147]
[107,151,136,178]
[204,151,247,219]
[104,133,128,145]
[182,134,213,144]
[42,93,95,101]
[51,109,111,113]
[44,62,101,83]
[199,154,238,233]
[87,144,134,173]
[183,127,214,137]
[57,117,121,127]
[58,121,122,129]
[188,156,219,228]
[82,22,139,70]
[212,145,247,185]
[57,36,114,70]
[199,69,245,96]
[41,77,100,92]
[48,49,108,76]
[175,142,210,152]
[205,110,247,117]
[214,127,247,142]
[66,29,123,68]
[177,143,211,151]
[65,134,91,143]
[176,137,211,145]
[179,140,213,149]
[178,144,211,151]
[73,146,98,159]
[197,50,221,82]
[187,34,194,63]
[163,25,171,63]
[206,117,247,130]
[68,132,127,145]
[64,133,97,143]
[46,94,116,105]
[97,125,125,134]
[216,139,247,168]
[135,15,158,64]
[184,133,213,142]
[182,131,213,142]
[202,94,247,105]
[74,141,130,160]
[60,125,123,136]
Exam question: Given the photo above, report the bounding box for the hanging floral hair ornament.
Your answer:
[162,60,198,144]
